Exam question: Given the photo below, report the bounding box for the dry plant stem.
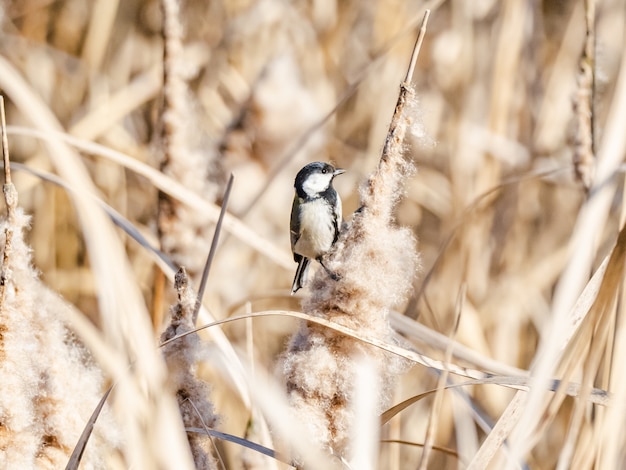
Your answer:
[554,222,626,469]
[405,10,430,84]
[599,268,626,469]
[279,13,429,460]
[163,309,610,406]
[0,53,196,470]
[0,95,16,308]
[0,96,120,468]
[152,268,166,332]
[365,8,429,217]
[160,0,185,165]
[0,97,12,189]
[6,125,292,269]
[503,23,626,468]
[81,0,119,72]
[573,0,596,189]
[157,0,224,279]
[65,386,113,470]
[418,283,464,470]
[158,0,186,264]
[193,174,234,324]
[161,267,219,469]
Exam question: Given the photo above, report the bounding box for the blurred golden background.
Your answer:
[1,0,626,468]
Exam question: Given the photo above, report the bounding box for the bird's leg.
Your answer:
[318,257,341,281]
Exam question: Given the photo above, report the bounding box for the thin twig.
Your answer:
[361,11,429,216]
[1,96,11,187]
[404,10,431,84]
[193,173,234,323]
[65,386,114,470]
[0,96,17,219]
[184,398,227,470]
[418,283,465,470]
[0,95,17,307]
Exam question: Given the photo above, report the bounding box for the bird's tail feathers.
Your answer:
[291,257,311,295]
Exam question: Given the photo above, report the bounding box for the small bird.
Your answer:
[290,162,345,294]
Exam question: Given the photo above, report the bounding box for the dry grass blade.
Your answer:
[381,440,459,460]
[418,282,463,470]
[81,0,119,72]
[404,10,430,84]
[193,173,234,323]
[8,161,176,271]
[185,427,288,465]
[160,310,609,405]
[410,167,565,315]
[506,26,626,466]
[4,2,626,467]
[5,159,253,413]
[381,389,440,426]
[466,392,526,470]
[381,377,526,426]
[64,386,113,470]
[554,219,626,468]
[390,312,528,378]
[5,126,293,269]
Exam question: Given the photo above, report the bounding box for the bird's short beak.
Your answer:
[334,168,346,176]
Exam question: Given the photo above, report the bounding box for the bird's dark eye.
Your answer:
[321,168,328,174]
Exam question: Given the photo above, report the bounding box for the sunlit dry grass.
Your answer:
[1,0,626,468]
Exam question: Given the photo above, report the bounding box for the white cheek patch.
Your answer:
[302,173,333,197]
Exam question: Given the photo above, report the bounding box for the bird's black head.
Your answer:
[294,162,345,199]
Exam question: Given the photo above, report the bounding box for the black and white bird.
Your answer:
[290,162,345,294]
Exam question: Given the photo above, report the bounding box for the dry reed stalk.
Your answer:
[160,267,220,469]
[0,51,197,470]
[472,15,626,467]
[553,217,626,468]
[179,309,608,405]
[157,0,224,284]
[417,284,463,470]
[0,95,119,468]
[5,1,626,468]
[0,96,16,306]
[8,155,263,467]
[5,126,293,269]
[81,0,119,73]
[534,2,584,154]
[279,13,427,463]
[572,0,596,190]
[598,265,626,468]
[596,176,626,467]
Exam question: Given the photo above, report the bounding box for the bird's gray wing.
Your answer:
[332,191,342,243]
[290,194,302,262]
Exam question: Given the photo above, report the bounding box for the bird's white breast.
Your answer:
[294,198,336,260]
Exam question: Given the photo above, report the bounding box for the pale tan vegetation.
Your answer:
[1,0,626,469]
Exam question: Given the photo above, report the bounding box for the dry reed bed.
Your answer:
[1,0,626,468]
